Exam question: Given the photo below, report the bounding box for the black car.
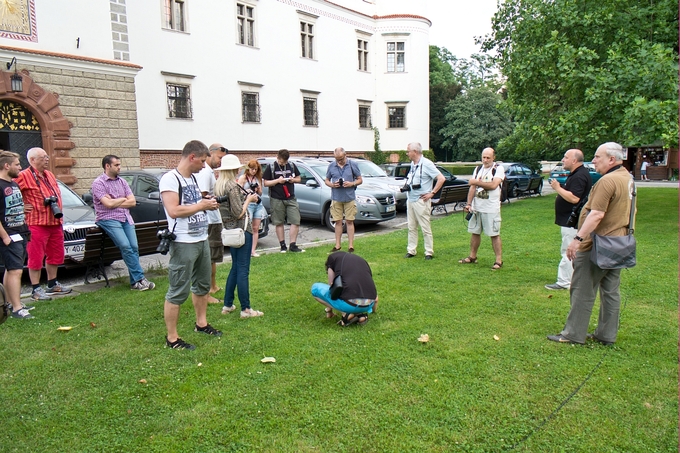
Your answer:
[497,162,543,198]
[379,162,469,205]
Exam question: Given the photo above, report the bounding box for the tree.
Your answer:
[482,0,678,160]
[439,87,513,161]
[429,46,462,160]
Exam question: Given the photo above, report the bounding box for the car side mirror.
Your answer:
[149,191,160,200]
[306,180,319,188]
[81,193,93,204]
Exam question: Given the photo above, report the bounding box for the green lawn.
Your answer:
[1,189,677,452]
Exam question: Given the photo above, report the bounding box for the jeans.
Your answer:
[97,219,144,285]
[224,231,253,311]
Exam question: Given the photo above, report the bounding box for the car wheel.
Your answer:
[324,207,346,233]
[534,180,543,194]
[258,215,269,239]
[510,183,519,198]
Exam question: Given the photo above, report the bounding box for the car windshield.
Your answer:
[355,160,388,177]
[58,181,87,208]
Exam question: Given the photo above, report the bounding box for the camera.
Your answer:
[156,229,176,255]
[214,195,229,203]
[337,178,344,186]
[400,183,411,193]
[43,196,63,219]
[465,211,473,221]
[249,181,259,191]
[248,191,262,204]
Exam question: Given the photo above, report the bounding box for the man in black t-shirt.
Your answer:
[311,251,379,326]
[546,149,592,290]
[262,149,304,253]
[0,151,33,319]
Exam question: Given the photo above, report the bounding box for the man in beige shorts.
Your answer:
[325,147,362,253]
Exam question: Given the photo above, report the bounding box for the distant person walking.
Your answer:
[325,147,362,253]
[640,158,650,181]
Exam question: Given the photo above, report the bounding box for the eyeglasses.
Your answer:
[211,146,229,153]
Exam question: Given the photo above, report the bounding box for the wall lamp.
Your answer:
[6,57,23,92]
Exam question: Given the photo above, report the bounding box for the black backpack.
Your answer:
[474,164,508,202]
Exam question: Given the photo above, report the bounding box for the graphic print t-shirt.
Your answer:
[0,179,28,235]
[159,170,208,243]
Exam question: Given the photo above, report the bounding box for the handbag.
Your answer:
[221,211,249,248]
[329,254,347,300]
[590,183,636,269]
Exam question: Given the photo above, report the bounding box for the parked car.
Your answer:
[549,162,602,185]
[258,157,397,232]
[497,162,544,198]
[379,162,469,209]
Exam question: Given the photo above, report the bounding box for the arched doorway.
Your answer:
[0,68,76,185]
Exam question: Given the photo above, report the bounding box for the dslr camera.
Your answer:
[43,195,63,219]
[214,195,229,203]
[399,183,421,193]
[156,229,176,255]
[337,178,344,187]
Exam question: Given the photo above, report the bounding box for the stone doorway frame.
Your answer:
[0,68,75,184]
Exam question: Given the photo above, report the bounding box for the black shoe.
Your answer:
[194,323,223,337]
[404,253,416,258]
[547,334,580,344]
[586,333,614,345]
[289,244,305,253]
[166,336,196,350]
[425,255,433,260]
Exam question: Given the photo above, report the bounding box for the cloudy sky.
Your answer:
[425,0,499,59]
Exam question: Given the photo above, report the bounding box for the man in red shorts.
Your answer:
[15,147,71,301]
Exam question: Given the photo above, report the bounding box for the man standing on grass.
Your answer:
[325,147,362,253]
[403,142,445,261]
[460,147,505,269]
[92,155,155,291]
[159,140,222,350]
[196,143,228,303]
[0,151,34,319]
[548,142,635,345]
[15,147,72,301]
[545,149,592,291]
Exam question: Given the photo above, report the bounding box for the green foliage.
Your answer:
[369,126,387,165]
[1,190,677,451]
[429,46,463,160]
[483,0,679,160]
[440,87,514,161]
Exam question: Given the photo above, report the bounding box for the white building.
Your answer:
[0,0,430,190]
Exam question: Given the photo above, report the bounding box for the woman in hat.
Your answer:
[214,155,263,318]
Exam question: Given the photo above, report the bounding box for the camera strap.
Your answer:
[29,166,58,199]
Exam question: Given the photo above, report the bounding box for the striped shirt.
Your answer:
[91,173,135,224]
[14,167,63,227]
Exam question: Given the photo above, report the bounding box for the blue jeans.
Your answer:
[97,219,144,285]
[224,231,253,311]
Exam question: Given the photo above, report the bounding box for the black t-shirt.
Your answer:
[263,161,300,200]
[0,179,28,235]
[326,251,377,300]
[555,164,592,226]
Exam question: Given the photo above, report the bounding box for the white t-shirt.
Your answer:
[159,170,208,243]
[471,164,505,213]
[195,164,221,225]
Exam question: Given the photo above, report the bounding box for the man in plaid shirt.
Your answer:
[15,147,72,301]
[92,155,155,291]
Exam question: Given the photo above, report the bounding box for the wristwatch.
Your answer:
[574,235,584,242]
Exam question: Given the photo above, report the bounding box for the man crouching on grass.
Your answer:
[311,251,378,326]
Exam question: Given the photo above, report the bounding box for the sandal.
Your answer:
[241,309,264,318]
[357,314,368,325]
[337,313,359,327]
[458,256,478,264]
[491,261,503,270]
[221,305,236,314]
[325,307,336,319]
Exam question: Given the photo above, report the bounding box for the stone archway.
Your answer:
[0,68,76,185]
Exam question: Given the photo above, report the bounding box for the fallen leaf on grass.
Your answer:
[90,322,97,328]
[57,326,72,331]
[198,363,202,367]
[493,335,500,341]
[261,357,276,363]
[417,334,430,343]
[548,294,553,299]
[138,379,147,384]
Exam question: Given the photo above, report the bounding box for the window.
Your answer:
[236,2,255,46]
[163,0,186,32]
[387,41,405,72]
[300,21,314,59]
[358,39,368,71]
[359,104,372,129]
[303,97,318,126]
[167,83,192,119]
[242,92,260,123]
[387,105,406,128]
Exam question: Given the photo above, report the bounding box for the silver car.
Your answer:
[259,157,397,232]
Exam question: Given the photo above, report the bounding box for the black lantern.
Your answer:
[6,57,23,92]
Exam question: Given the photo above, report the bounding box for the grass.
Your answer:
[0,188,677,452]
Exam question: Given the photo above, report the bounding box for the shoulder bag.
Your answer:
[590,182,636,269]
[221,191,249,248]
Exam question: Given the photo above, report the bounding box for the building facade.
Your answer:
[0,0,430,192]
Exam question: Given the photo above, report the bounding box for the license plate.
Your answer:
[64,243,86,260]
[386,205,396,212]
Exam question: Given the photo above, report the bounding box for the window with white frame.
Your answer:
[358,38,369,71]
[387,104,406,128]
[358,102,372,129]
[300,21,315,59]
[167,83,192,119]
[242,92,260,123]
[236,2,255,46]
[386,41,405,72]
[163,0,186,32]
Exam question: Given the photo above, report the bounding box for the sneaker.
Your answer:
[45,282,72,295]
[131,278,156,291]
[31,287,52,301]
[222,305,236,314]
[280,244,288,253]
[289,244,305,253]
[11,308,33,319]
[165,336,196,350]
[194,323,223,336]
[21,303,35,311]
[251,252,261,258]
[545,283,569,290]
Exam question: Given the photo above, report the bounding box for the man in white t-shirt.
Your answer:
[460,147,505,269]
[196,143,228,303]
[159,140,221,350]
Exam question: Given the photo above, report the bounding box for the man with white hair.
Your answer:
[403,142,445,260]
[548,142,636,345]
